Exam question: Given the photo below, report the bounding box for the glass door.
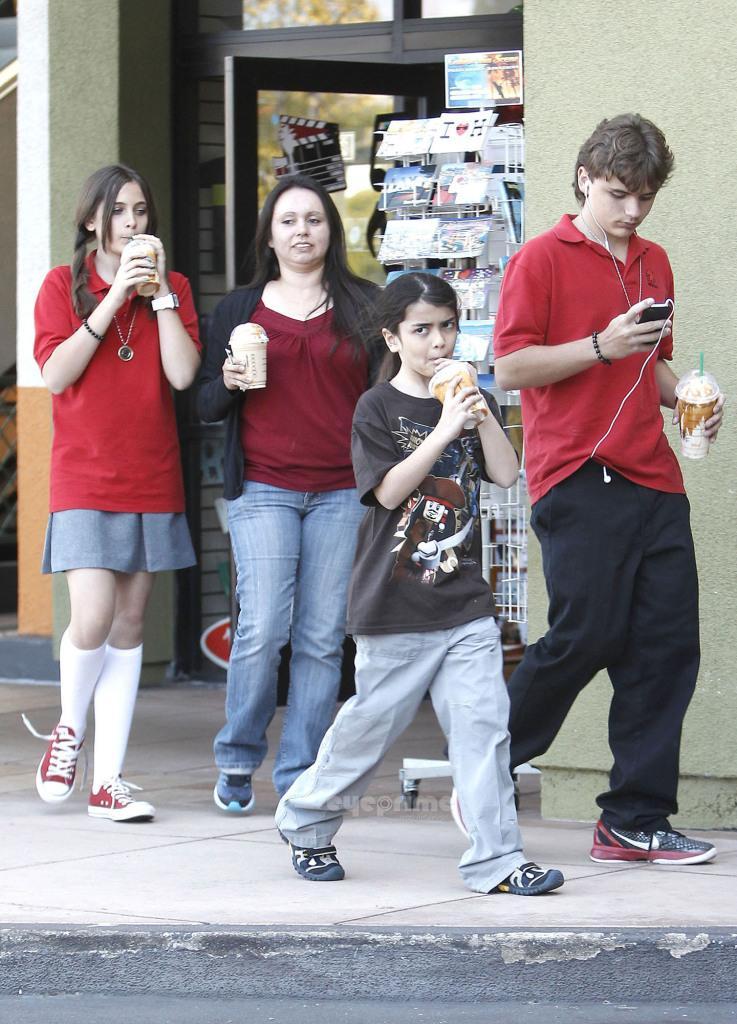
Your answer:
[225,56,445,289]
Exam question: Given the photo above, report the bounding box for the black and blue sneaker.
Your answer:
[290,842,345,881]
[213,772,255,814]
[493,861,564,896]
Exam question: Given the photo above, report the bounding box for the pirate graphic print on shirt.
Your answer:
[390,415,481,586]
[346,381,504,636]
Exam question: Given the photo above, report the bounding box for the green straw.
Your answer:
[699,351,704,377]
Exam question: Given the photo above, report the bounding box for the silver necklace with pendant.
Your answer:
[113,306,138,361]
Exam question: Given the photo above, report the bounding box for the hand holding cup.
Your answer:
[222,353,253,392]
[429,360,488,429]
[674,369,721,459]
[124,235,163,297]
[222,323,269,392]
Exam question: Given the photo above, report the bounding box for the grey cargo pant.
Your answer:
[275,615,525,893]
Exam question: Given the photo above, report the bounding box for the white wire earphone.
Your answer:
[590,300,674,473]
[582,177,612,251]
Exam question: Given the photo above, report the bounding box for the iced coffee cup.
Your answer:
[428,361,488,428]
[228,323,268,389]
[125,237,160,297]
[675,369,720,460]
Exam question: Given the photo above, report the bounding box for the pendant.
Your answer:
[117,345,134,362]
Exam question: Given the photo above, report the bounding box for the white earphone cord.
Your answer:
[590,308,672,463]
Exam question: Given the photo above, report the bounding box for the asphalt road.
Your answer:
[2,996,737,1024]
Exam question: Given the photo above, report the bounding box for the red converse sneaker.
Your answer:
[33,722,84,803]
[88,777,155,822]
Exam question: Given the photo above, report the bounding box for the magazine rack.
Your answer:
[374,115,536,811]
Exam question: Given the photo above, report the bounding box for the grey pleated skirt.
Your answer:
[42,510,196,574]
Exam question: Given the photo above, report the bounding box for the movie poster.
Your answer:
[445,51,523,109]
[272,115,346,192]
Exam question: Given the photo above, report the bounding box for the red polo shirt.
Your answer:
[493,215,684,504]
[34,254,200,513]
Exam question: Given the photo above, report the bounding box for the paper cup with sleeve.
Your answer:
[428,361,488,428]
[125,237,160,297]
[674,369,720,460]
[227,323,269,389]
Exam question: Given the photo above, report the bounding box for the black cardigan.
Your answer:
[196,284,383,500]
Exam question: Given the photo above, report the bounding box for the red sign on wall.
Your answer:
[200,617,231,669]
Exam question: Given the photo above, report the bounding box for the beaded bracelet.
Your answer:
[592,331,611,366]
[82,318,104,343]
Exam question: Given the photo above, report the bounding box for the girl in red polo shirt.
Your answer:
[27,164,201,822]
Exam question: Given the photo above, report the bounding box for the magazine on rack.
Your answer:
[496,179,525,243]
[436,217,493,257]
[431,112,497,155]
[453,319,495,362]
[435,162,496,206]
[377,218,439,262]
[385,267,442,285]
[482,124,525,175]
[439,267,499,310]
[376,119,440,159]
[379,165,437,210]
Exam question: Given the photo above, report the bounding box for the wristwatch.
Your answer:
[152,292,180,311]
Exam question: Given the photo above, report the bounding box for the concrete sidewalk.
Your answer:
[2,679,736,1001]
[2,678,736,928]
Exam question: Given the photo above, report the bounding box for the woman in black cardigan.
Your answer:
[198,174,380,812]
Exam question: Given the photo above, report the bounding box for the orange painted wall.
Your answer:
[17,386,52,635]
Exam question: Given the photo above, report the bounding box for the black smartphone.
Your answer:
[639,301,673,324]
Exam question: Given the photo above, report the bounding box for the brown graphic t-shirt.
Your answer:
[346,381,505,636]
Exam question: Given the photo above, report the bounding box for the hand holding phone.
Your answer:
[639,301,673,324]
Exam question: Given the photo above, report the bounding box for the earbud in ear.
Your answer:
[585,183,591,199]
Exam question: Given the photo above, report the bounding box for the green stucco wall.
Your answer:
[0,85,17,374]
[523,1,737,826]
[48,0,175,676]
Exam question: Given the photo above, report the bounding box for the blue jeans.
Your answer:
[214,481,365,796]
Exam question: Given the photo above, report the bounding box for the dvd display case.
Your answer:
[374,112,527,629]
[383,113,531,809]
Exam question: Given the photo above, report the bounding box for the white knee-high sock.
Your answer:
[92,644,143,791]
[59,630,107,740]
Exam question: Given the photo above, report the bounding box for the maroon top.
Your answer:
[239,300,369,492]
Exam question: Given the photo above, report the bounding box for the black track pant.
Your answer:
[508,461,700,832]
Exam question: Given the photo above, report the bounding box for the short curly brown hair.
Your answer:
[573,113,674,204]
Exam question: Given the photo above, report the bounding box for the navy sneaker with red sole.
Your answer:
[493,861,564,896]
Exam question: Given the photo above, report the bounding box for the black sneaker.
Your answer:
[493,862,564,896]
[290,842,345,881]
[213,772,255,813]
[590,819,716,865]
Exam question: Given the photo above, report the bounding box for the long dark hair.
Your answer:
[370,272,460,381]
[71,164,158,318]
[246,174,374,354]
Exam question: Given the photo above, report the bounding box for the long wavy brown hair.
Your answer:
[70,165,158,318]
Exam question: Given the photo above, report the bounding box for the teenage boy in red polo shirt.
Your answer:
[493,113,724,864]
